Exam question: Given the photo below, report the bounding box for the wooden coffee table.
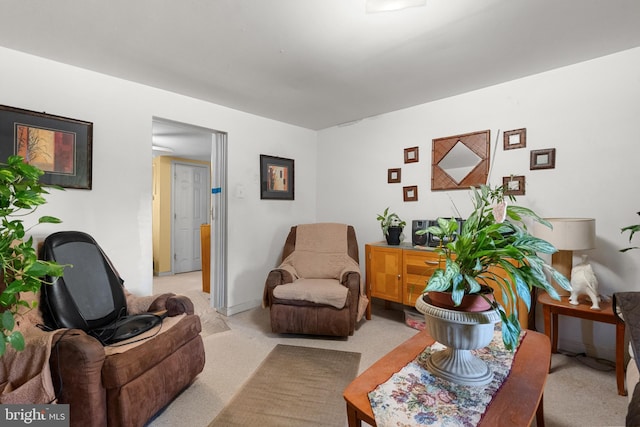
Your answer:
[343,329,550,427]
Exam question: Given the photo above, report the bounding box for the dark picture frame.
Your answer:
[0,105,93,189]
[388,168,401,183]
[503,128,526,150]
[260,154,294,200]
[403,185,418,202]
[503,175,526,196]
[404,146,419,163]
[530,148,556,170]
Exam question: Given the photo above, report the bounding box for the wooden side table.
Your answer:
[538,292,626,396]
[343,329,550,427]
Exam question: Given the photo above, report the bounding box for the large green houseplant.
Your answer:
[0,155,64,356]
[420,184,570,350]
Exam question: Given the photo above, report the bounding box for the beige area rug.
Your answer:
[209,344,361,427]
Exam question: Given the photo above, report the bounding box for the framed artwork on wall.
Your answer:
[260,154,294,200]
[404,146,419,163]
[503,128,526,150]
[0,104,93,189]
[388,168,401,183]
[503,175,525,196]
[403,185,418,202]
[530,148,556,170]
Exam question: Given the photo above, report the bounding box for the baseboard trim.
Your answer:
[217,299,262,317]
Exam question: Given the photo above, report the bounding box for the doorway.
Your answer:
[172,162,210,273]
[152,117,227,311]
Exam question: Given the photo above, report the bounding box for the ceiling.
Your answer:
[1,0,640,157]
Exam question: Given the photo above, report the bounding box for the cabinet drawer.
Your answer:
[403,251,442,306]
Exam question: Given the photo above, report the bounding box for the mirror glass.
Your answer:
[431,130,490,191]
[437,141,482,183]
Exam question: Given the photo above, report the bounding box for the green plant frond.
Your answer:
[24,260,60,277]
[621,224,640,238]
[6,330,25,352]
[0,292,17,308]
[507,205,549,227]
[511,235,556,255]
[513,274,531,312]
[451,274,466,306]
[425,269,446,292]
[1,310,15,330]
[425,225,444,237]
[38,215,62,224]
[521,257,548,285]
[550,269,571,291]
[541,282,561,300]
[500,313,521,351]
[621,223,640,252]
[463,274,482,294]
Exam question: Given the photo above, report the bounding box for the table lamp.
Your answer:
[532,218,596,296]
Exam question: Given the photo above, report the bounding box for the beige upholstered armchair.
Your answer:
[263,223,369,337]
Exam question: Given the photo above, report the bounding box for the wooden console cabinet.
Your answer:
[365,242,528,329]
[365,243,442,307]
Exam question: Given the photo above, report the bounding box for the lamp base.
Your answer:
[551,250,572,297]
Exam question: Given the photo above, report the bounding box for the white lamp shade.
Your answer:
[533,218,596,251]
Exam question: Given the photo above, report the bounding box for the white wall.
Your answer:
[4,43,639,359]
[0,47,317,313]
[317,47,640,360]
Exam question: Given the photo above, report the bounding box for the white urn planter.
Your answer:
[415,293,501,386]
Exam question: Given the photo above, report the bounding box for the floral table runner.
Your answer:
[368,328,524,426]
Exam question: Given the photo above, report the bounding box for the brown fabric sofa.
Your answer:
[614,292,640,426]
[49,292,205,427]
[263,223,368,337]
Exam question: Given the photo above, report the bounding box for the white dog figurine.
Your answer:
[569,255,600,310]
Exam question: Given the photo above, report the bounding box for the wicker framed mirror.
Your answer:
[431,130,490,191]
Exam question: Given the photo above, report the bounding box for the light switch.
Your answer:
[236,184,245,199]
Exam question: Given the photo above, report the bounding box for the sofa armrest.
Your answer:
[262,269,295,307]
[341,271,361,294]
[50,329,107,427]
[341,271,362,333]
[146,293,195,316]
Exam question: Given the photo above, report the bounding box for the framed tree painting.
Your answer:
[260,154,294,200]
[0,105,93,189]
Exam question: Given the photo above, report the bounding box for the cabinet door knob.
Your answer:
[397,275,401,279]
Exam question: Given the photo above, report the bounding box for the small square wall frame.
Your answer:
[530,148,556,170]
[403,185,418,202]
[504,128,526,150]
[404,146,419,163]
[503,175,525,196]
[388,168,401,183]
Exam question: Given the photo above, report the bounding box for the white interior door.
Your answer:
[173,162,210,273]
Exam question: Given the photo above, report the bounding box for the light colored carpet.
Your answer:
[148,272,629,427]
[153,272,229,337]
[209,344,360,427]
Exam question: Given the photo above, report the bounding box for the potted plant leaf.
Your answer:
[376,207,406,245]
[416,184,570,351]
[621,212,640,252]
[0,155,64,356]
